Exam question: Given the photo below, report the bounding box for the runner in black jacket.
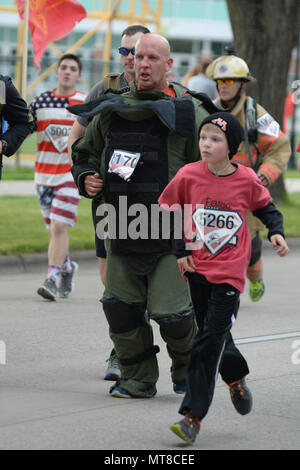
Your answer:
[0,74,34,179]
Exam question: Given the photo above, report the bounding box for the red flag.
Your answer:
[17,0,87,69]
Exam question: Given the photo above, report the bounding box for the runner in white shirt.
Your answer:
[30,54,86,301]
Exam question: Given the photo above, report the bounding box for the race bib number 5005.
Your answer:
[45,124,72,153]
[108,149,141,181]
[192,207,243,255]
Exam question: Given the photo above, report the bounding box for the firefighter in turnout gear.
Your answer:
[70,34,209,399]
[206,54,291,302]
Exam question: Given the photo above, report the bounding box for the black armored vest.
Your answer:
[104,112,172,258]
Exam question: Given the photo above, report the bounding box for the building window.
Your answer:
[169,39,193,54]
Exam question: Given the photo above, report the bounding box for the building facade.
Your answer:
[0,0,233,98]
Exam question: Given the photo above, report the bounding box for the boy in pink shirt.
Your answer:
[159,112,289,445]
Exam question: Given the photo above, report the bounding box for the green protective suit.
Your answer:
[70,82,208,397]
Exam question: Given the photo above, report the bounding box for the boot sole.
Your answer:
[37,286,56,301]
[104,372,121,381]
[110,390,132,398]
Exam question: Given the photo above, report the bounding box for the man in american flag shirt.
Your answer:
[30,54,86,301]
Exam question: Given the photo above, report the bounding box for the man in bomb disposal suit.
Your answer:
[70,33,209,399]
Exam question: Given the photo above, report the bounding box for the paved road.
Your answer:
[0,242,299,451]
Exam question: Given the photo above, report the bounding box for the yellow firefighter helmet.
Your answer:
[206,55,255,82]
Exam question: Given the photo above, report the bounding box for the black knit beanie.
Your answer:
[199,112,244,159]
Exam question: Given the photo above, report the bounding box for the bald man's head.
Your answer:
[134,33,173,91]
[136,33,171,56]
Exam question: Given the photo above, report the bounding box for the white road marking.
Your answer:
[236,331,300,345]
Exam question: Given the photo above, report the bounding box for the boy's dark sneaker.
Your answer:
[169,412,201,445]
[229,377,253,415]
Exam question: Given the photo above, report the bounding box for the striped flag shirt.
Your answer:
[30,89,86,187]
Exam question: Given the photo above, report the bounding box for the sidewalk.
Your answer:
[1,178,300,196]
[0,180,36,196]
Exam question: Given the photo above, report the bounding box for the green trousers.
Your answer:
[102,251,197,398]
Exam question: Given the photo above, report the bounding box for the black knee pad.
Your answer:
[101,297,145,334]
[249,232,262,266]
[157,312,195,340]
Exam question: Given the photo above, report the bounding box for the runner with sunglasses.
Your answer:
[118,46,136,56]
[206,54,291,303]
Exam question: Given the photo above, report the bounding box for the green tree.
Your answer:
[226,0,300,202]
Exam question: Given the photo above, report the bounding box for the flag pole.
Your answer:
[21,0,30,100]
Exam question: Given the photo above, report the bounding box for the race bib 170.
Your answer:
[108,149,141,181]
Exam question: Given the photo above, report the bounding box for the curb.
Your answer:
[1,239,300,274]
[262,236,300,251]
[1,178,300,196]
[0,250,97,273]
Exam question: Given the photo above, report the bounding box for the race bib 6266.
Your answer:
[192,207,243,255]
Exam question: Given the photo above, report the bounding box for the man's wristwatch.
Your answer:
[1,139,8,155]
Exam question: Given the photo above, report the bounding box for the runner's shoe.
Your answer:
[110,386,132,398]
[249,279,265,302]
[173,382,187,394]
[104,350,121,381]
[58,261,78,298]
[170,412,201,444]
[37,277,57,301]
[229,377,253,415]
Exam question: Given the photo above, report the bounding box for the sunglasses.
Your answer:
[216,79,236,86]
[118,47,135,56]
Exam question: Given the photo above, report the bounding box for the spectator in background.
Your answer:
[181,64,201,87]
[166,69,176,83]
[187,53,218,100]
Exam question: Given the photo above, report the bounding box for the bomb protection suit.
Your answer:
[70,82,208,398]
